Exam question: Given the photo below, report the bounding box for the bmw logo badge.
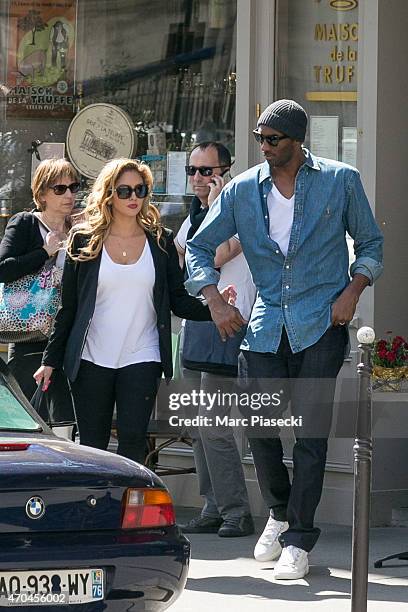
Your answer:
[25,496,45,520]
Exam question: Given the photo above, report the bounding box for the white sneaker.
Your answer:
[254,515,289,562]
[273,545,309,580]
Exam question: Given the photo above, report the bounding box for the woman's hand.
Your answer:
[44,231,66,256]
[33,365,54,391]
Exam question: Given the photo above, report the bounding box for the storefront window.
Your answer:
[275,0,358,165]
[0,0,237,230]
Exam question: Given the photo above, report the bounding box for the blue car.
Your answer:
[0,360,189,610]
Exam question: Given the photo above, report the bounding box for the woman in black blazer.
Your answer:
[35,158,213,463]
[0,158,78,424]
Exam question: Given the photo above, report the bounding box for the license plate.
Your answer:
[0,569,104,606]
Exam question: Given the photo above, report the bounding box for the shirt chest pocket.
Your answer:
[309,203,344,242]
[318,203,342,226]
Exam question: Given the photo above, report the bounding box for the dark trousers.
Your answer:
[8,341,74,424]
[238,326,347,552]
[70,360,162,464]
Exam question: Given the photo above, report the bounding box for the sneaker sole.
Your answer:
[273,564,309,580]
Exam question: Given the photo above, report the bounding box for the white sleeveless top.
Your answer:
[81,241,160,368]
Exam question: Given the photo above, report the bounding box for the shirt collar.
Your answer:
[302,147,321,171]
[258,146,321,184]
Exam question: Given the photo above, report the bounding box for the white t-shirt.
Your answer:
[82,242,160,368]
[267,184,295,256]
[176,215,256,321]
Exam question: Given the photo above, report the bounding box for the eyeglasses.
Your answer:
[253,131,289,147]
[185,165,230,177]
[50,182,81,195]
[114,184,149,199]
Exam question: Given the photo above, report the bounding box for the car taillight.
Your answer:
[0,443,30,451]
[121,488,176,529]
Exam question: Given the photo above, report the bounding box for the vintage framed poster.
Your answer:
[6,0,77,118]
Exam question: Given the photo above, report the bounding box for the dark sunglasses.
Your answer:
[253,131,289,147]
[114,184,149,199]
[185,165,230,177]
[50,182,81,195]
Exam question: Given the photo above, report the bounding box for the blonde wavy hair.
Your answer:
[32,158,79,211]
[68,158,163,261]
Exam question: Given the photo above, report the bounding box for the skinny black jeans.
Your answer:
[70,359,162,464]
[238,326,347,552]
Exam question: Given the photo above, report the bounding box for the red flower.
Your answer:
[392,337,404,349]
[373,334,408,368]
[386,351,397,363]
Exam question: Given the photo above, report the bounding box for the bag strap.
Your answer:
[30,385,51,425]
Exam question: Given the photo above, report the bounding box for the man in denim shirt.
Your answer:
[185,100,383,580]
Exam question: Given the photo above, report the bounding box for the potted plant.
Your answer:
[372,333,408,391]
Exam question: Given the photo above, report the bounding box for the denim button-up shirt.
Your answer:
[185,149,383,354]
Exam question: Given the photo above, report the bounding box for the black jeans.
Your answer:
[70,360,162,464]
[238,326,347,552]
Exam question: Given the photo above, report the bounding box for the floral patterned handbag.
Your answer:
[0,256,63,343]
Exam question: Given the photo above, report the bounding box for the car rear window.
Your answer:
[0,385,40,431]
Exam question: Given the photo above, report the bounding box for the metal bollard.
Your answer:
[351,326,375,612]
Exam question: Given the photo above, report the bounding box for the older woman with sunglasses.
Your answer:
[0,158,79,423]
[34,158,214,463]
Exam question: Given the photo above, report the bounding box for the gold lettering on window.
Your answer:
[314,23,359,41]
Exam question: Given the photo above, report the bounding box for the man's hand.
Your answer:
[208,174,225,207]
[331,274,369,326]
[202,284,246,341]
[331,289,358,326]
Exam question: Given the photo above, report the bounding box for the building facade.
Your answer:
[0,0,407,524]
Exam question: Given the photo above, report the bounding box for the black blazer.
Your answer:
[0,211,49,282]
[43,229,211,381]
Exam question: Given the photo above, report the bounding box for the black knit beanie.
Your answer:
[257,99,308,142]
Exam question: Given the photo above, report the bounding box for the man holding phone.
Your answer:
[175,141,256,537]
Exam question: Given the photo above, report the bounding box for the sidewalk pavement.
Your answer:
[172,508,408,612]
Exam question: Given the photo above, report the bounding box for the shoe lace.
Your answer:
[189,516,208,527]
[222,517,239,528]
[281,546,302,566]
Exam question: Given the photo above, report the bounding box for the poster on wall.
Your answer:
[310,116,339,160]
[6,0,77,118]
